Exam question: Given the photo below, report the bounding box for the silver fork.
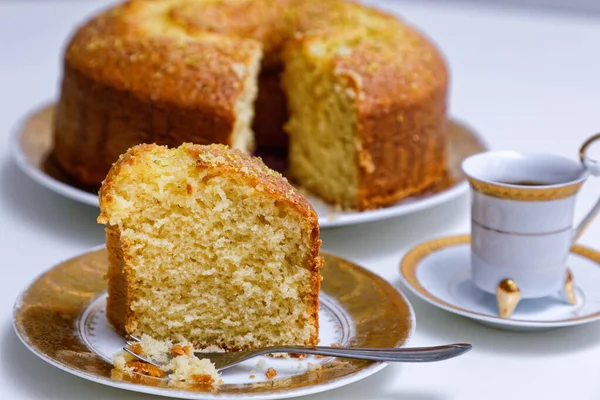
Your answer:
[123,335,472,372]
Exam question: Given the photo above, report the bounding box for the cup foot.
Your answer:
[565,268,576,305]
[496,279,521,318]
[495,271,575,318]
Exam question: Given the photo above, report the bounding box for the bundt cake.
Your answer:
[97,143,323,350]
[55,0,448,210]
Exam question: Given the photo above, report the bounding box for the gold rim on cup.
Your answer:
[465,177,583,202]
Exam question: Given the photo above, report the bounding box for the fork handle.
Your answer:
[226,343,472,363]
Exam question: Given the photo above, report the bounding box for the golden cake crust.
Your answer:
[57,0,448,209]
[54,3,262,186]
[64,10,259,112]
[98,143,323,348]
[104,224,129,337]
[334,28,448,210]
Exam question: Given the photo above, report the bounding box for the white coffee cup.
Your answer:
[461,134,600,316]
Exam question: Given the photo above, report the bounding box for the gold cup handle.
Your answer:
[575,133,600,240]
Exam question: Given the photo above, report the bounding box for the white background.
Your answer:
[1,0,600,399]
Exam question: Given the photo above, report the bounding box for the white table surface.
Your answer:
[2,1,600,399]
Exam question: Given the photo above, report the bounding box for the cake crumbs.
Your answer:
[113,334,220,386]
[265,367,277,380]
[130,343,144,355]
[249,374,256,379]
[170,344,191,357]
[307,363,323,372]
[125,360,166,378]
[331,343,343,347]
[191,374,215,385]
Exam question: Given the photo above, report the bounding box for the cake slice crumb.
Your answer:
[307,362,323,372]
[167,354,219,384]
[191,374,215,385]
[265,367,277,380]
[130,343,144,355]
[170,344,191,357]
[124,360,166,378]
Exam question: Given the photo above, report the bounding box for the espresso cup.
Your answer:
[461,134,600,316]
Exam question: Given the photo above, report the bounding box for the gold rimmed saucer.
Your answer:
[14,247,414,399]
[10,104,487,228]
[399,235,600,331]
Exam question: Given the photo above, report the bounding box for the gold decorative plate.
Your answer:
[400,234,600,331]
[9,104,487,228]
[14,247,414,399]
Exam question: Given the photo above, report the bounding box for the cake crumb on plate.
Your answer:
[307,363,323,372]
[265,367,277,380]
[112,334,220,386]
[125,360,166,378]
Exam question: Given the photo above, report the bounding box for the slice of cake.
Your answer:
[97,143,323,350]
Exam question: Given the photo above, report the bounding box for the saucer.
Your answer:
[399,234,600,331]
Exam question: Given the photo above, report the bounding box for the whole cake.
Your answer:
[54,0,448,210]
[97,143,323,350]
